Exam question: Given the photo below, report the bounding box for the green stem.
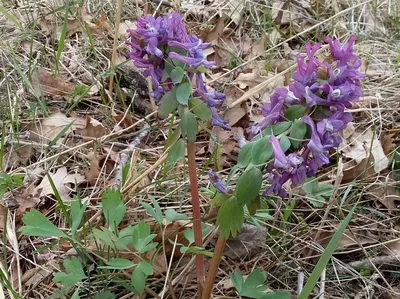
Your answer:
[202,235,227,299]
[187,140,204,296]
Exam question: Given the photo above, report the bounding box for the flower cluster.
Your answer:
[126,12,229,130]
[251,35,365,198]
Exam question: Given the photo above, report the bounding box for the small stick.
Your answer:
[202,235,227,299]
[187,140,204,297]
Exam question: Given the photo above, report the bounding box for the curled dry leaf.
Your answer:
[382,239,400,256]
[75,115,109,140]
[222,224,268,259]
[340,124,389,182]
[29,111,86,145]
[366,175,400,214]
[85,152,101,186]
[38,5,109,39]
[31,68,76,98]
[37,167,85,202]
[316,226,377,250]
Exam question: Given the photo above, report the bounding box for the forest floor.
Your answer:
[1,0,400,298]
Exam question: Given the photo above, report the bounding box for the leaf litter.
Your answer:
[1,0,400,298]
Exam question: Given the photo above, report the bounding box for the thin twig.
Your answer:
[202,236,227,299]
[187,140,205,297]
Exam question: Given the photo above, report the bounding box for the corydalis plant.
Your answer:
[126,12,229,130]
[126,12,230,292]
[208,35,365,237]
[203,35,366,298]
[249,35,365,198]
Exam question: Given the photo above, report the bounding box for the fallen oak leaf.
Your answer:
[75,115,109,140]
[29,111,86,145]
[37,167,85,202]
[31,68,76,97]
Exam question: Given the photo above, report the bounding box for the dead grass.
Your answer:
[1,0,400,298]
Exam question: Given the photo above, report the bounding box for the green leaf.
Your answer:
[132,221,158,253]
[119,225,135,246]
[53,256,87,287]
[98,258,135,270]
[263,121,292,136]
[299,202,358,299]
[189,98,212,121]
[167,139,185,168]
[210,193,231,207]
[251,136,273,165]
[20,209,66,237]
[302,177,333,207]
[92,227,128,250]
[170,66,185,84]
[260,291,291,299]
[279,135,291,152]
[159,88,178,117]
[141,196,163,225]
[165,209,189,224]
[131,266,146,295]
[181,111,198,142]
[230,271,244,293]
[235,166,262,206]
[289,119,307,148]
[231,269,269,298]
[71,199,87,237]
[102,189,126,231]
[217,196,244,238]
[137,261,153,276]
[176,82,192,105]
[285,104,307,121]
[246,194,261,216]
[93,291,116,299]
[0,6,23,29]
[164,126,181,150]
[237,142,254,168]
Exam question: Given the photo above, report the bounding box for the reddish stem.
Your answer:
[202,235,227,299]
[187,140,204,296]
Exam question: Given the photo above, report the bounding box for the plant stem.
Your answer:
[187,140,204,296]
[202,235,226,299]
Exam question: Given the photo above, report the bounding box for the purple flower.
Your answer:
[249,91,286,135]
[168,35,216,69]
[270,136,303,171]
[207,170,228,194]
[127,13,230,130]
[211,107,230,130]
[324,35,360,67]
[317,107,352,136]
[194,73,226,108]
[292,42,323,85]
[302,116,330,170]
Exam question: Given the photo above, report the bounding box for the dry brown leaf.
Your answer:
[75,115,109,140]
[13,184,41,222]
[317,227,377,250]
[382,239,400,255]
[37,167,85,202]
[29,111,86,145]
[340,125,389,173]
[38,6,107,39]
[367,180,400,214]
[5,144,33,167]
[31,68,76,97]
[223,107,246,127]
[0,205,6,230]
[233,73,268,90]
[222,224,268,259]
[381,132,396,156]
[85,152,101,186]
